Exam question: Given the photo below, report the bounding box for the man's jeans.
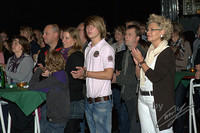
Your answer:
[85,97,112,133]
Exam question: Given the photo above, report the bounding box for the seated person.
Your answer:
[5,36,34,133]
[29,50,70,133]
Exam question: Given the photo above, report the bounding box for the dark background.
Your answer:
[0,0,161,35]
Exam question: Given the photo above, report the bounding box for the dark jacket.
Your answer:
[116,45,145,101]
[29,69,70,123]
[37,39,63,66]
[145,47,176,130]
[65,51,84,101]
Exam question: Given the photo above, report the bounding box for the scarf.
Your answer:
[7,53,25,73]
[140,40,168,87]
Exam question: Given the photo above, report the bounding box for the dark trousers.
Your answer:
[112,87,130,133]
[0,104,8,132]
[173,83,188,133]
[125,97,141,133]
[8,103,34,133]
[64,119,82,133]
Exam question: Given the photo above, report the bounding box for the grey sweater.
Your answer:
[6,54,34,84]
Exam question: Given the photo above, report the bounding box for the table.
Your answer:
[0,88,46,133]
[175,71,195,89]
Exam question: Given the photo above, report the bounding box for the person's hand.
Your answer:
[112,73,116,83]
[71,67,85,79]
[41,70,51,77]
[131,48,144,63]
[115,70,121,76]
[133,57,139,66]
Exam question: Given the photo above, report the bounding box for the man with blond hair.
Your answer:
[71,16,115,133]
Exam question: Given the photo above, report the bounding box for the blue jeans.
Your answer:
[40,104,66,133]
[64,100,85,132]
[85,97,112,133]
[69,100,85,119]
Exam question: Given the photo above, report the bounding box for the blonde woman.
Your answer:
[132,14,175,133]
[61,27,85,132]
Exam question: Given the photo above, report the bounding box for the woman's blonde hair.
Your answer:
[63,27,82,56]
[84,15,107,39]
[147,14,173,41]
[45,50,66,73]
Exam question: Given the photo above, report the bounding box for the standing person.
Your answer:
[111,25,128,133]
[20,26,40,56]
[71,15,115,133]
[29,51,70,133]
[192,24,200,66]
[61,27,85,133]
[77,22,88,53]
[132,14,175,133]
[114,25,145,133]
[37,24,63,67]
[169,22,192,71]
[111,25,126,53]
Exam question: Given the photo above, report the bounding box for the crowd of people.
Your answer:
[0,13,200,133]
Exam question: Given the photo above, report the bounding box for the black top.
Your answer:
[66,51,84,102]
[194,47,200,65]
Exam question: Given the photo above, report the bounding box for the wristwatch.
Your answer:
[138,60,145,68]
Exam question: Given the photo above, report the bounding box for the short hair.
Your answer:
[114,25,126,35]
[45,50,66,73]
[147,14,173,41]
[19,26,34,40]
[63,27,82,56]
[126,25,141,37]
[12,36,30,54]
[84,15,107,39]
[45,24,60,33]
[172,22,184,36]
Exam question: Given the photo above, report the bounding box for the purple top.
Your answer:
[60,47,72,63]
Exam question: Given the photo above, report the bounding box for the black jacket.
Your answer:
[66,51,84,101]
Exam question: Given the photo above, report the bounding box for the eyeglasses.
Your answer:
[146,28,162,32]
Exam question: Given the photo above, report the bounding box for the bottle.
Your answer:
[186,56,192,70]
[0,66,5,89]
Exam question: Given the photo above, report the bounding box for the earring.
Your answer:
[161,34,163,38]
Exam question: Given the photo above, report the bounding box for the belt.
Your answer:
[140,89,153,96]
[87,95,112,104]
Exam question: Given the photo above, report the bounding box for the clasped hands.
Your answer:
[131,48,144,65]
[71,67,86,79]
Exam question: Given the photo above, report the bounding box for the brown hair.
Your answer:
[12,36,30,54]
[114,25,126,36]
[45,50,66,73]
[126,25,141,37]
[84,15,107,39]
[63,27,82,56]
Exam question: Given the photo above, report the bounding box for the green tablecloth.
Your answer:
[0,88,46,116]
[175,71,195,89]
